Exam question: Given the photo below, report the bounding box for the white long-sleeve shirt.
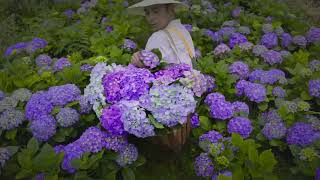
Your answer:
[145,19,195,67]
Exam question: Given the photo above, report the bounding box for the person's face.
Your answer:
[144,4,173,31]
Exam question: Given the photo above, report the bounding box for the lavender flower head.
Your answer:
[47,84,81,106]
[30,114,56,141]
[209,100,234,120]
[261,50,283,65]
[262,120,287,140]
[309,79,320,98]
[100,104,125,136]
[244,82,267,103]
[213,43,231,56]
[306,27,320,44]
[79,95,92,114]
[140,50,160,68]
[286,122,319,146]
[56,108,79,127]
[292,35,307,47]
[139,84,196,127]
[191,113,200,128]
[229,61,249,79]
[102,67,154,103]
[229,33,248,48]
[227,117,253,138]
[194,153,214,177]
[105,26,113,33]
[4,42,28,56]
[280,33,292,48]
[309,60,320,72]
[55,143,84,173]
[204,92,226,106]
[25,91,53,121]
[64,9,74,19]
[80,64,93,72]
[35,54,52,67]
[232,7,242,18]
[204,75,216,92]
[219,27,236,38]
[122,39,137,51]
[116,144,138,167]
[261,32,278,49]
[26,37,47,53]
[76,126,106,153]
[53,58,71,72]
[272,86,286,98]
[0,109,25,130]
[252,45,268,57]
[118,100,155,138]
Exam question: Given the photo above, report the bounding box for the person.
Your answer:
[128,0,195,151]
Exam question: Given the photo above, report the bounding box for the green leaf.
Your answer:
[122,168,135,180]
[27,138,39,155]
[231,133,243,148]
[199,116,211,131]
[300,91,312,100]
[258,103,268,111]
[148,114,164,129]
[6,146,19,156]
[51,107,61,115]
[259,150,277,173]
[33,144,59,172]
[17,150,33,169]
[217,175,233,180]
[5,129,17,140]
[15,169,33,179]
[109,46,123,58]
[248,146,259,164]
[133,155,146,167]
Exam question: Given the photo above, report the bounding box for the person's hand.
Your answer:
[131,51,145,68]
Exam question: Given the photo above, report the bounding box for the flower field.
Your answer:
[0,0,320,179]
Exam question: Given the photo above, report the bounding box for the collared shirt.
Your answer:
[145,19,195,67]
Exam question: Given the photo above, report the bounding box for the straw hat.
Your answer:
[128,0,188,15]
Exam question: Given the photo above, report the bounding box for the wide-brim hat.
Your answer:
[127,0,188,15]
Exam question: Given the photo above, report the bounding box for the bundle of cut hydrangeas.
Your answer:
[84,49,215,139]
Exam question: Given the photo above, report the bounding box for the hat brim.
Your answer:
[127,1,189,16]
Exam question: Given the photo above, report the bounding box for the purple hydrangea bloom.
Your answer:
[191,113,200,128]
[203,29,214,37]
[79,95,91,114]
[252,45,268,57]
[105,26,113,32]
[248,69,265,82]
[211,31,223,43]
[76,127,106,153]
[116,144,138,167]
[287,122,319,146]
[179,70,208,97]
[102,67,154,103]
[227,117,253,138]
[306,27,320,44]
[261,33,278,49]
[55,143,84,173]
[280,33,292,48]
[35,54,52,67]
[25,91,54,121]
[229,33,248,48]
[235,80,250,96]
[209,100,234,120]
[204,92,226,106]
[261,50,283,65]
[213,43,231,56]
[64,9,74,19]
[272,86,286,98]
[4,42,28,56]
[204,75,216,92]
[140,50,160,68]
[261,110,282,124]
[261,69,286,84]
[309,79,320,98]
[199,130,224,154]
[229,61,249,79]
[56,108,79,127]
[26,37,47,53]
[244,82,266,103]
[53,58,71,72]
[239,42,254,51]
[184,24,193,32]
[316,168,320,180]
[0,109,24,130]
[199,130,223,144]
[232,7,242,18]
[0,91,4,101]
[47,84,81,106]
[122,39,137,50]
[219,27,236,38]
[80,64,93,72]
[292,35,307,47]
[153,63,191,85]
[100,104,125,136]
[194,153,214,177]
[35,173,44,180]
[309,60,320,72]
[265,16,273,23]
[212,171,232,180]
[104,134,128,152]
[262,120,287,140]
[232,101,249,115]
[280,50,291,58]
[30,114,56,141]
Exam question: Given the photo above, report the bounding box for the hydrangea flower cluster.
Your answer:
[11,88,32,103]
[219,27,236,38]
[306,27,320,44]
[272,86,286,98]
[309,60,320,72]
[309,79,320,98]
[122,39,137,51]
[153,63,191,85]
[115,144,138,167]
[198,130,224,153]
[213,43,231,56]
[280,33,292,48]
[100,104,125,136]
[229,33,248,48]
[286,122,320,146]
[194,153,214,177]
[232,7,242,18]
[139,84,196,127]
[102,67,154,103]
[29,114,57,141]
[191,113,200,128]
[80,64,93,72]
[5,37,47,56]
[205,93,234,120]
[235,80,266,103]
[262,120,287,140]
[239,42,254,51]
[140,50,160,68]
[228,61,249,79]
[261,32,278,48]
[232,101,249,115]
[292,35,307,47]
[227,117,253,138]
[4,42,29,56]
[53,58,71,72]
[0,109,24,130]
[179,69,208,97]
[56,108,80,127]
[252,45,268,57]
[204,75,216,92]
[47,84,81,106]
[35,54,52,68]
[261,50,283,65]
[64,9,74,19]
[249,69,286,85]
